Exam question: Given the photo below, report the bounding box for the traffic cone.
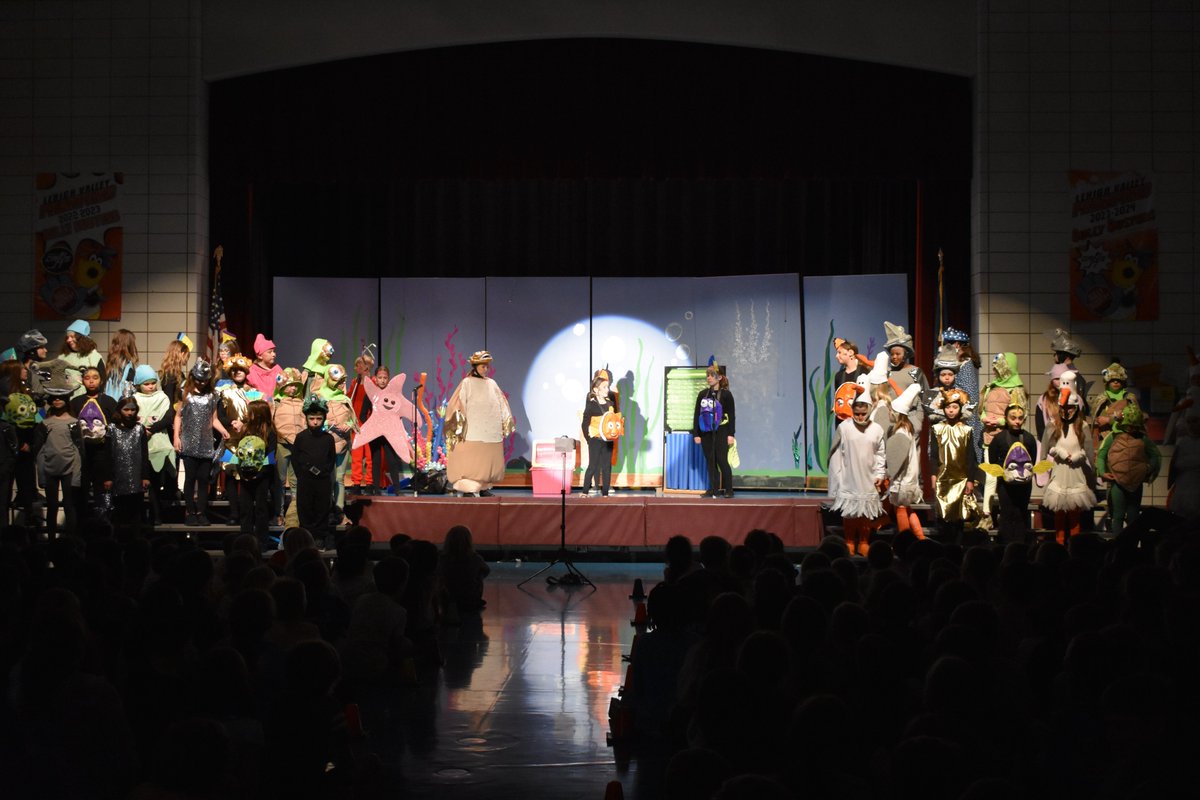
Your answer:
[604,780,625,800]
[629,578,646,602]
[631,601,648,626]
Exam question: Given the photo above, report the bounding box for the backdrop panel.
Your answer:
[271,277,380,374]
[801,273,908,482]
[593,274,803,488]
[378,275,485,411]
[490,277,590,466]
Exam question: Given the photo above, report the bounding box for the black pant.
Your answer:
[583,437,613,495]
[700,431,732,495]
[370,438,403,491]
[148,461,177,522]
[995,480,1033,543]
[111,492,143,528]
[43,472,76,536]
[0,463,13,522]
[14,449,36,510]
[79,440,108,516]
[296,474,331,541]
[181,455,212,517]
[238,471,273,542]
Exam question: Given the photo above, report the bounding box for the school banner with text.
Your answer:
[1069,169,1157,322]
[34,172,123,321]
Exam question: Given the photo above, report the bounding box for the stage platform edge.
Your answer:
[352,493,826,549]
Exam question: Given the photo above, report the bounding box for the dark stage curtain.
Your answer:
[209,39,971,341]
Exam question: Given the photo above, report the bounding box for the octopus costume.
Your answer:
[445,351,514,496]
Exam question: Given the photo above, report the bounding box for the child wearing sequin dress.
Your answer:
[173,360,229,526]
[104,395,151,528]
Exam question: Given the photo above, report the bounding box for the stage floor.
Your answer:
[351,490,827,549]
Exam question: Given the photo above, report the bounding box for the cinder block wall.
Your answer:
[0,0,208,372]
[973,0,1199,503]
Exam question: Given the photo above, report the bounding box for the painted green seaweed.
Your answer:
[382,314,407,374]
[615,337,662,476]
[805,319,838,475]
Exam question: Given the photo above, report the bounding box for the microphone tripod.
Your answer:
[520,448,593,589]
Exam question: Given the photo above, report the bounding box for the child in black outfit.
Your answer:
[70,365,118,516]
[292,394,336,547]
[104,395,152,528]
[581,371,619,497]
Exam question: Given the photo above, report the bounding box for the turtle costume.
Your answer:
[1095,404,1160,536]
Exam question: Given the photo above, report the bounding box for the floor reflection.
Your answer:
[372,561,665,798]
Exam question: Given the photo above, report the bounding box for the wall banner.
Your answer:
[34,172,124,321]
[1069,170,1157,322]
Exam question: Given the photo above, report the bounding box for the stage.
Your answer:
[351,491,827,550]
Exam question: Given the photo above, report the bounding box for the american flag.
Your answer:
[206,245,227,360]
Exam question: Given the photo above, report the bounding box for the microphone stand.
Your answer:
[410,386,419,496]
[520,446,593,589]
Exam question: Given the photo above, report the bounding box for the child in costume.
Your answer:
[70,364,118,516]
[319,363,360,518]
[833,338,869,389]
[173,360,229,526]
[1048,328,1090,414]
[942,327,983,459]
[132,365,176,524]
[925,345,961,425]
[446,351,515,497]
[1091,362,1139,448]
[33,367,81,537]
[104,395,151,528]
[1040,371,1096,545]
[1095,404,1160,536]
[979,403,1047,544]
[691,362,736,498]
[292,394,337,546]
[581,372,620,497]
[886,384,925,539]
[234,399,278,547]
[929,388,981,544]
[272,367,306,526]
[303,338,335,396]
[979,352,1027,528]
[213,332,241,386]
[0,395,19,523]
[1169,416,1200,521]
[882,322,929,436]
[247,333,283,398]
[217,354,260,507]
[4,392,41,522]
[58,319,104,399]
[102,328,139,401]
[346,348,377,492]
[829,394,886,556]
[827,379,867,500]
[158,333,192,404]
[364,366,402,495]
